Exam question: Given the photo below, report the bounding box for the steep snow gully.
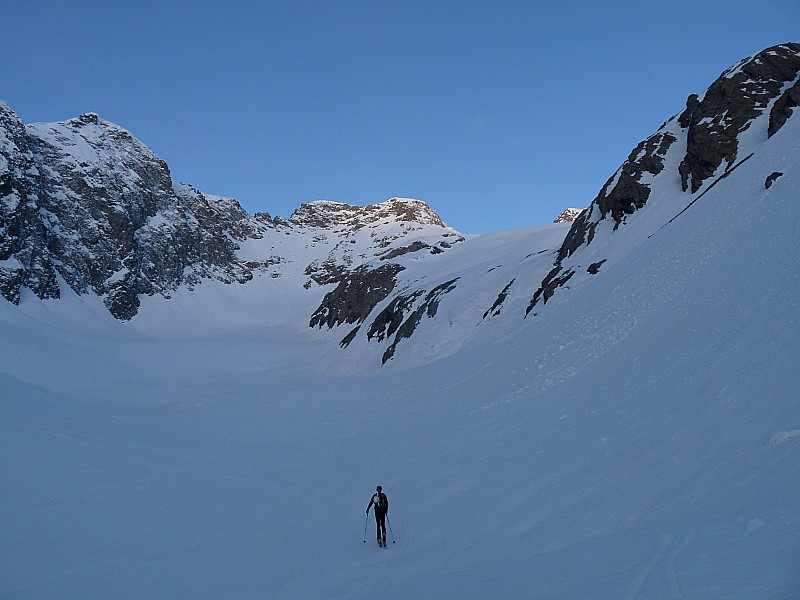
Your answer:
[2,44,800,599]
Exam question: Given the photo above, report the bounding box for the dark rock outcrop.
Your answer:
[289,197,446,230]
[309,263,405,329]
[769,77,800,138]
[587,259,607,275]
[553,208,583,224]
[765,172,784,189]
[528,43,800,314]
[678,43,800,193]
[526,267,575,315]
[0,102,62,304]
[366,278,459,364]
[0,103,259,319]
[304,258,350,287]
[483,279,515,319]
[558,130,677,262]
[379,241,432,260]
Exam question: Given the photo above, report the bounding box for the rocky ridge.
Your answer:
[0,102,463,320]
[286,197,445,230]
[1,43,798,366]
[526,42,800,315]
[0,105,264,319]
[553,208,583,223]
[320,42,800,365]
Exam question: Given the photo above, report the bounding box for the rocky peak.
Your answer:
[72,112,101,125]
[528,42,800,315]
[289,197,446,230]
[678,42,800,193]
[0,101,26,148]
[0,102,255,320]
[553,208,583,223]
[557,42,800,260]
[0,101,465,322]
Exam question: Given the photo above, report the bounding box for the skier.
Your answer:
[366,485,389,547]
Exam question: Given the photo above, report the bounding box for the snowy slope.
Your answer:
[2,44,800,599]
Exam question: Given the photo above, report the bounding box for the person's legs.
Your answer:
[378,513,386,541]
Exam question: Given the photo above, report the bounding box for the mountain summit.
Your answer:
[0,105,461,320]
[286,197,447,230]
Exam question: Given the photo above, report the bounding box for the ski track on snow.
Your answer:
[624,529,696,600]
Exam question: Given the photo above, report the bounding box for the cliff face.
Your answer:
[527,43,800,315]
[0,106,262,319]
[0,102,462,320]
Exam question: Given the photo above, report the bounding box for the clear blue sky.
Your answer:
[3,1,798,233]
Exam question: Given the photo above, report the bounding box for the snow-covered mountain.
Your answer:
[6,42,796,367]
[0,110,464,321]
[527,41,800,316]
[325,41,800,367]
[0,107,255,319]
[1,43,799,599]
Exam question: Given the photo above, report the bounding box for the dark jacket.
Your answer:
[367,492,389,515]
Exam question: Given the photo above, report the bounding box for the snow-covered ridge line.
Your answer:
[286,197,447,229]
[0,99,465,321]
[319,42,800,368]
[2,42,799,369]
[525,41,800,316]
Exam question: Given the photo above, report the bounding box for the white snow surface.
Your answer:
[2,119,800,599]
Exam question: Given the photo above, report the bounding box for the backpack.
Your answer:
[374,492,387,511]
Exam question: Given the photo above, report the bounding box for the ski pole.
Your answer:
[363,511,369,543]
[387,515,396,544]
